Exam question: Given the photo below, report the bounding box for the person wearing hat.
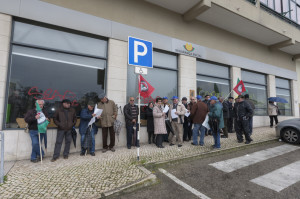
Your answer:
[162,96,171,142]
[168,96,186,147]
[190,96,209,146]
[97,93,118,152]
[182,97,191,141]
[79,101,98,156]
[208,96,224,149]
[52,99,77,162]
[234,95,253,144]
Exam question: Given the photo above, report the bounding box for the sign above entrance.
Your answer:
[128,36,153,68]
[172,39,205,58]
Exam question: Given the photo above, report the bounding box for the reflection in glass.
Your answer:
[244,83,268,116]
[197,76,230,98]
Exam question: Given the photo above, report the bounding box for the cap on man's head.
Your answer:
[244,94,249,99]
[99,93,106,99]
[182,97,187,101]
[228,97,234,99]
[62,99,71,104]
[172,96,178,100]
[210,96,218,101]
[163,96,168,100]
[205,95,210,98]
[197,95,202,100]
[87,101,95,107]
[238,95,245,99]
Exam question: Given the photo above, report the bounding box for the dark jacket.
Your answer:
[208,102,224,129]
[228,101,234,118]
[79,108,98,135]
[146,107,154,132]
[245,99,255,117]
[24,108,49,130]
[53,106,77,131]
[222,101,230,119]
[190,101,208,124]
[234,101,253,119]
[123,103,139,127]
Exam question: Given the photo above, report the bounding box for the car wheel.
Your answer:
[281,128,300,144]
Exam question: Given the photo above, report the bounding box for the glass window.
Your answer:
[276,78,292,116]
[242,70,268,116]
[196,61,230,98]
[275,0,282,13]
[5,21,107,129]
[126,51,177,124]
[13,21,107,57]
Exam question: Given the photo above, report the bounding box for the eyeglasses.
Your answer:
[130,100,134,101]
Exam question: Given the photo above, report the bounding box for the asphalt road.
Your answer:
[107,142,300,199]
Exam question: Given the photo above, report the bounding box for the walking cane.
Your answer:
[38,133,43,164]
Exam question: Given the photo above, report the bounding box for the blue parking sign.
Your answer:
[128,36,153,68]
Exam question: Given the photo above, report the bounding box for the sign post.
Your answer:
[128,36,153,161]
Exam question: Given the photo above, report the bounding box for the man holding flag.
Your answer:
[25,100,50,163]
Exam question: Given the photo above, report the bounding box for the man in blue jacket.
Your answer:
[79,101,98,156]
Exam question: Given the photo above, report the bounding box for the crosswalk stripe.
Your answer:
[250,160,300,192]
[209,144,299,173]
[159,168,211,199]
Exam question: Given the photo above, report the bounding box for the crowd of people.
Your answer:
[24,92,281,163]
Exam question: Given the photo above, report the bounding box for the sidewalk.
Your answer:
[0,127,277,199]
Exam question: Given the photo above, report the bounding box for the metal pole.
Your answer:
[137,75,140,161]
[0,132,4,184]
[222,90,234,103]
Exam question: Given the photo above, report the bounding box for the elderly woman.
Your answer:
[268,101,279,128]
[153,97,167,148]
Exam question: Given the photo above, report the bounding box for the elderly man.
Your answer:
[123,97,139,149]
[208,96,224,149]
[219,97,229,138]
[182,97,191,141]
[168,96,186,147]
[79,101,98,156]
[97,93,117,153]
[190,96,209,146]
[227,97,234,133]
[52,99,77,162]
[25,100,49,163]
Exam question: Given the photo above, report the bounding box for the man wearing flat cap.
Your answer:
[97,93,117,153]
[79,101,98,156]
[168,96,186,147]
[52,99,77,162]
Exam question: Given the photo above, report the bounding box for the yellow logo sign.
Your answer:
[183,43,195,52]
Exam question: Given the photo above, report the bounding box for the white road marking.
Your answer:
[250,160,300,192]
[159,168,211,199]
[209,144,299,173]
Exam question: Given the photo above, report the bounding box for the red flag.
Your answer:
[139,75,155,98]
[233,80,246,95]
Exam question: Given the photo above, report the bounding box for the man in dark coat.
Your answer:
[123,97,139,149]
[227,97,234,133]
[79,101,98,156]
[24,100,49,163]
[182,97,191,141]
[190,96,208,146]
[51,99,77,162]
[234,95,253,144]
[219,97,229,138]
[244,94,255,135]
[146,102,155,144]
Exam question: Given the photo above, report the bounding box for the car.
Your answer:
[275,118,300,144]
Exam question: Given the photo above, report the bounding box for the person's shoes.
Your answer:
[211,145,216,148]
[205,132,208,136]
[136,145,140,147]
[158,145,164,148]
[80,151,85,156]
[110,148,116,152]
[245,140,252,144]
[169,143,175,146]
[221,135,228,138]
[127,146,131,149]
[191,142,198,146]
[102,149,108,153]
[31,159,38,163]
[199,144,204,146]
[90,152,95,156]
[178,144,182,147]
[51,158,57,162]
[238,140,244,143]
[36,156,44,161]
[63,156,68,159]
[270,126,273,128]
[212,147,221,150]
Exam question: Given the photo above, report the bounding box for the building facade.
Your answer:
[0,0,300,160]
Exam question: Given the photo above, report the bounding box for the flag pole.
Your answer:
[38,133,43,164]
[222,89,233,103]
[137,75,140,161]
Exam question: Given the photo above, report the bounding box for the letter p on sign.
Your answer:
[128,36,153,68]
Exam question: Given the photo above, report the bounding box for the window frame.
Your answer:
[3,18,108,130]
[275,77,292,116]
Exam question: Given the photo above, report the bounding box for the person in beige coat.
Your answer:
[97,93,117,152]
[168,96,186,147]
[268,101,279,128]
[153,97,167,148]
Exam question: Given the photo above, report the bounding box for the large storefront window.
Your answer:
[276,77,292,116]
[127,51,177,124]
[241,70,268,116]
[196,61,230,98]
[5,21,107,128]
